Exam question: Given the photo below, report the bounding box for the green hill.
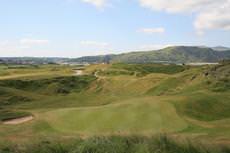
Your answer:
[71,46,230,64]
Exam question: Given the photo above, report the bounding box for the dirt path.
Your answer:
[3,116,34,125]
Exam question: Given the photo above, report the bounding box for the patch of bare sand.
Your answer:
[3,116,34,125]
[75,70,83,76]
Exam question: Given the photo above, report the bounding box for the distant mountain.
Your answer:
[71,46,230,64]
[1,46,230,64]
[0,57,69,65]
[68,55,116,64]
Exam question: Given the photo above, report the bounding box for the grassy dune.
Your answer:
[0,63,229,152]
[2,135,229,153]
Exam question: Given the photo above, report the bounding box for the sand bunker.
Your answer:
[3,116,34,125]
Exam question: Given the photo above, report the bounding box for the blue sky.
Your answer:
[0,0,230,57]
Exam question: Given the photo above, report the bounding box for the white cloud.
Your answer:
[81,0,107,8]
[139,0,221,13]
[80,40,109,48]
[194,2,230,34]
[138,27,165,34]
[139,0,230,33]
[20,38,49,46]
[0,40,10,46]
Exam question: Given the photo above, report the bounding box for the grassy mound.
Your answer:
[111,63,187,75]
[146,77,182,95]
[0,87,33,106]
[97,69,135,76]
[204,62,230,92]
[1,96,31,106]
[174,92,230,121]
[0,75,96,95]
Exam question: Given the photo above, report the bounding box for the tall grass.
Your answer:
[1,135,229,153]
[0,110,31,121]
[0,75,96,95]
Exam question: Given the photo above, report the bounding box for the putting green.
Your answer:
[41,97,188,135]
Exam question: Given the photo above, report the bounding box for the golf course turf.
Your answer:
[0,63,229,152]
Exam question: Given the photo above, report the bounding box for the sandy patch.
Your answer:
[75,70,83,76]
[3,116,34,125]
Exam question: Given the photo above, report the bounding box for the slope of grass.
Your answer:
[0,110,31,121]
[0,75,96,95]
[0,64,75,80]
[174,92,230,121]
[205,62,230,92]
[0,62,230,150]
[147,77,182,95]
[1,135,229,153]
[72,46,230,63]
[97,69,135,76]
[111,63,187,75]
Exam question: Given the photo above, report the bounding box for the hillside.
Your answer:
[212,46,230,51]
[0,57,68,65]
[1,46,230,65]
[71,46,230,64]
[0,62,229,152]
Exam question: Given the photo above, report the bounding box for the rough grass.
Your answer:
[174,92,230,121]
[0,75,96,95]
[0,110,31,121]
[204,62,230,92]
[146,77,182,95]
[97,69,135,76]
[0,64,74,80]
[0,63,230,150]
[111,63,187,75]
[1,135,229,153]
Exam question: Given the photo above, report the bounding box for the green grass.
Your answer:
[204,62,230,92]
[147,77,182,95]
[40,97,187,134]
[97,69,135,76]
[174,92,230,121]
[111,63,187,75]
[0,75,96,95]
[0,110,31,121]
[0,62,229,150]
[1,135,229,153]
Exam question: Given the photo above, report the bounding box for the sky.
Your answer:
[0,0,230,57]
